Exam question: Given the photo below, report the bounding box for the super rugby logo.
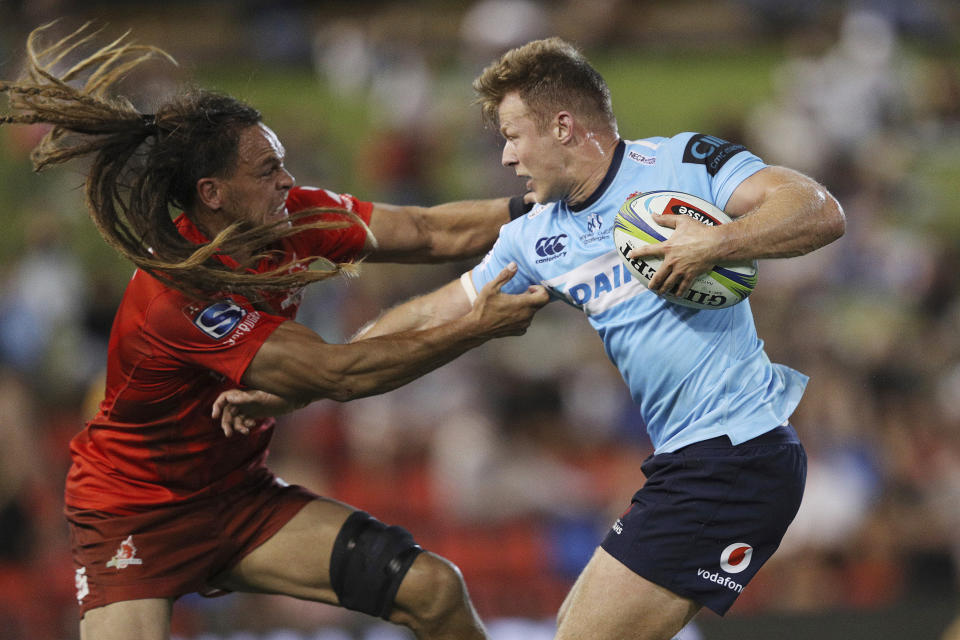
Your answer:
[193,300,247,340]
[535,234,568,263]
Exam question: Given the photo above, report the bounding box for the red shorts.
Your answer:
[66,472,316,617]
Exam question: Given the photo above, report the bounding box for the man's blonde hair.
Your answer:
[473,37,616,134]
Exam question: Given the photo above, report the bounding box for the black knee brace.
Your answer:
[329,510,424,619]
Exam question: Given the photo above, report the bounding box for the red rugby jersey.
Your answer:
[65,187,373,514]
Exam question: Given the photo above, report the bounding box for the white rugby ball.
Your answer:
[613,191,758,309]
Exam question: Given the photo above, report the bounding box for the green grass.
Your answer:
[597,48,782,137]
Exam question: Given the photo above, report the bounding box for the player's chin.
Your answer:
[532,190,556,205]
[265,206,290,226]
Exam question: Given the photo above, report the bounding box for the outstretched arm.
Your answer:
[630,166,845,297]
[213,272,488,437]
[352,276,474,340]
[213,270,524,435]
[365,198,514,262]
[243,264,544,403]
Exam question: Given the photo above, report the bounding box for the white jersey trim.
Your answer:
[460,271,478,304]
[630,138,661,149]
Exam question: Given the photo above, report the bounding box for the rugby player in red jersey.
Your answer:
[0,24,547,640]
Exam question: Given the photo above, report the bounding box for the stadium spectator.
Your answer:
[0,23,548,640]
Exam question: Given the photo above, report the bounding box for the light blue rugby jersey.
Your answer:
[467,133,808,453]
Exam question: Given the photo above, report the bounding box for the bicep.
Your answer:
[725,166,819,217]
[364,199,511,262]
[363,203,428,258]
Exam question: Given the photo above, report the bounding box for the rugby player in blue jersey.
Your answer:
[218,37,844,640]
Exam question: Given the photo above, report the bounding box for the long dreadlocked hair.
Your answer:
[0,22,370,302]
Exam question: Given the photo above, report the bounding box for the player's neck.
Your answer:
[566,134,620,207]
[188,207,256,264]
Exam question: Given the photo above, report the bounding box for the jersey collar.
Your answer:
[173,213,242,270]
[568,139,625,213]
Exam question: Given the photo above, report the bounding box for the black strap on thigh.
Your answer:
[329,510,424,619]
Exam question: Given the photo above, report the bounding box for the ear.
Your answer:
[196,177,223,210]
[555,111,575,144]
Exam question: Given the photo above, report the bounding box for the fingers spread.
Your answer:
[627,244,665,259]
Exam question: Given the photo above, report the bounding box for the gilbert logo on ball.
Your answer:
[613,191,758,309]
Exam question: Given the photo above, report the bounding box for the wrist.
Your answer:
[455,309,490,344]
[714,220,745,262]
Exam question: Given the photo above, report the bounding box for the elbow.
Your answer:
[413,209,452,262]
[802,183,845,250]
[789,186,845,257]
[823,191,846,244]
[422,234,475,263]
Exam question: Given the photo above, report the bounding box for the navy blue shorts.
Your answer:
[600,424,806,615]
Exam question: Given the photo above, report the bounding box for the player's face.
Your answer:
[221,123,295,228]
[498,92,569,204]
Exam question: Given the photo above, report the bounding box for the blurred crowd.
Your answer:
[0,1,959,639]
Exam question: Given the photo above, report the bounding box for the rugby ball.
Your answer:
[613,191,757,309]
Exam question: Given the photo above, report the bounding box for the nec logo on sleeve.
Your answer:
[682,134,746,176]
[193,301,247,340]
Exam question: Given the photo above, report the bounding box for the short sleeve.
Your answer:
[671,133,766,210]
[143,292,286,385]
[284,186,375,262]
[467,224,535,296]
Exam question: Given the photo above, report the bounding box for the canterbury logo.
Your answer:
[535,234,568,257]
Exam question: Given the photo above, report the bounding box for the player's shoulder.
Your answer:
[624,135,670,149]
[483,200,557,265]
[623,133,745,169]
[126,270,225,335]
[286,186,368,215]
[285,186,337,212]
[647,132,755,177]
[651,131,743,154]
[498,200,560,247]
[107,270,185,342]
